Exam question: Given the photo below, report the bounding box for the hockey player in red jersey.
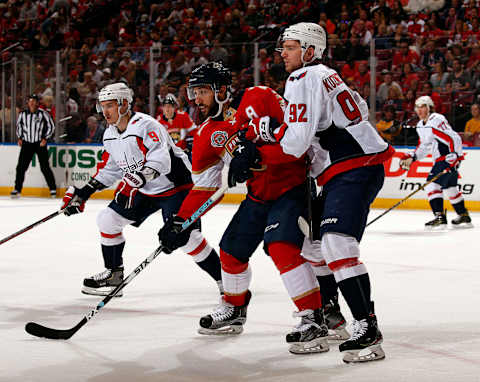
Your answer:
[156,93,197,159]
[60,83,223,298]
[159,62,331,354]
[243,23,394,363]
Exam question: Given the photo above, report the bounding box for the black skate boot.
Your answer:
[10,190,20,199]
[198,290,251,335]
[339,313,385,363]
[324,296,350,341]
[451,212,473,228]
[82,267,124,297]
[425,211,447,229]
[286,309,330,354]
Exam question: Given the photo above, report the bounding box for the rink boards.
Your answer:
[0,144,479,211]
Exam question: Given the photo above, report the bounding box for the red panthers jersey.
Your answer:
[157,110,194,145]
[234,86,307,201]
[177,87,307,219]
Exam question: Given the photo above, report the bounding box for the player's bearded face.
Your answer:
[193,86,215,121]
[281,40,303,72]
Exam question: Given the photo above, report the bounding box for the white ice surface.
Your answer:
[1,197,480,382]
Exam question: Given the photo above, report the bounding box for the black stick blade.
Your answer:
[25,322,74,340]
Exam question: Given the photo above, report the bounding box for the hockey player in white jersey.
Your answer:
[399,95,472,228]
[243,23,394,363]
[60,83,223,297]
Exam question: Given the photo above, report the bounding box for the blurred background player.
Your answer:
[61,83,222,297]
[400,96,472,229]
[245,22,393,363]
[159,63,331,354]
[11,94,57,198]
[157,93,197,160]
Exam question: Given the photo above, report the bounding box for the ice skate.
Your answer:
[324,296,350,341]
[339,313,385,363]
[198,290,251,335]
[286,309,330,354]
[50,190,57,198]
[451,213,473,228]
[82,267,124,297]
[425,212,447,230]
[10,190,20,199]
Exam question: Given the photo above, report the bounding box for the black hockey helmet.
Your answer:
[187,61,232,101]
[162,93,178,106]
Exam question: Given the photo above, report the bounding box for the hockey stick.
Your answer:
[366,168,450,227]
[25,184,228,340]
[0,210,63,246]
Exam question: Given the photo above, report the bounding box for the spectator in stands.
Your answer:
[346,34,369,62]
[401,63,420,93]
[66,88,80,116]
[376,105,402,144]
[446,58,471,91]
[430,61,449,91]
[421,40,445,72]
[469,61,480,92]
[188,46,208,71]
[377,69,403,105]
[63,112,86,143]
[353,62,370,90]
[464,103,480,141]
[384,85,404,110]
[420,81,444,113]
[40,95,55,120]
[393,38,420,70]
[210,38,229,64]
[375,23,393,50]
[84,116,105,144]
[402,89,417,112]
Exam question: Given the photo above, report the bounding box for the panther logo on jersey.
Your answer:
[211,130,228,148]
[224,131,241,156]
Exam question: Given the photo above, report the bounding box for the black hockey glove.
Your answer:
[228,139,262,187]
[61,178,104,216]
[158,215,194,254]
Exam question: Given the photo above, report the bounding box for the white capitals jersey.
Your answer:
[413,112,463,162]
[94,112,192,195]
[280,64,393,185]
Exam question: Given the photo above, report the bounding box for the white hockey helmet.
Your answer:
[96,83,134,126]
[96,82,133,112]
[277,22,326,64]
[415,95,434,112]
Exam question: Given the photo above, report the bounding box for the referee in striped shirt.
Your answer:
[11,94,57,198]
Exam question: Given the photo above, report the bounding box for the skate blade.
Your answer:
[451,223,474,229]
[424,224,447,231]
[342,344,386,363]
[197,325,243,336]
[81,286,123,297]
[327,327,350,341]
[289,337,330,354]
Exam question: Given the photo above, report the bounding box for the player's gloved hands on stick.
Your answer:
[228,139,262,187]
[158,215,193,254]
[61,186,87,216]
[399,153,415,170]
[114,171,146,209]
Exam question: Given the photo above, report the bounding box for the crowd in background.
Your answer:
[1,0,480,146]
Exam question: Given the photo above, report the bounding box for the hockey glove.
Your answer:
[61,186,86,216]
[61,179,104,216]
[158,215,193,254]
[399,153,415,170]
[445,152,459,167]
[228,139,262,187]
[114,171,147,209]
[243,116,279,144]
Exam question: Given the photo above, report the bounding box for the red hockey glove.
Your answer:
[399,153,415,170]
[114,171,146,209]
[61,186,86,216]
